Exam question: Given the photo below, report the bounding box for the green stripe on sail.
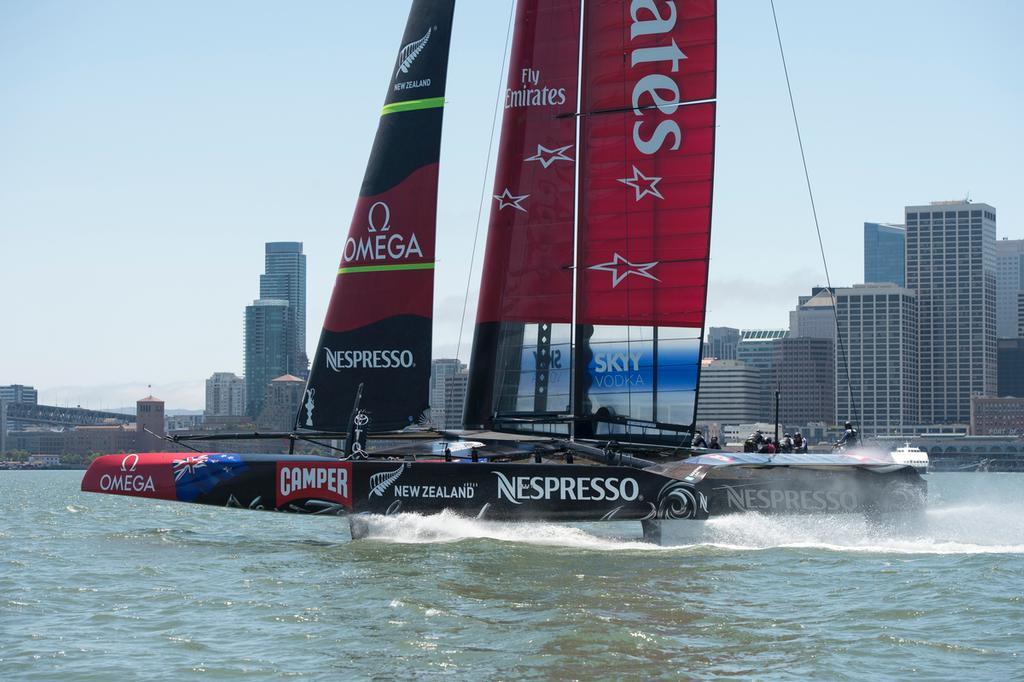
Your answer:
[337,262,435,275]
[381,97,445,116]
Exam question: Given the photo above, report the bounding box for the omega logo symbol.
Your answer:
[367,201,391,233]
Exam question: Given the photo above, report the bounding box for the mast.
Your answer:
[298,0,457,433]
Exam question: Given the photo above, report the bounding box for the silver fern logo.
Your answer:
[395,27,431,76]
[368,464,406,498]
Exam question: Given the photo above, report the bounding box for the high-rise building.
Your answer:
[695,359,762,426]
[702,327,740,360]
[864,222,906,286]
[996,238,1024,338]
[790,288,836,340]
[205,372,246,417]
[736,329,789,420]
[430,359,469,430]
[997,339,1024,397]
[244,299,290,417]
[835,284,919,435]
[772,337,835,427]
[260,242,308,377]
[0,385,38,405]
[906,201,997,424]
[257,374,306,431]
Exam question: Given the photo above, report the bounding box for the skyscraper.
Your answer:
[430,359,469,430]
[205,372,246,417]
[244,299,290,418]
[789,287,836,340]
[260,242,308,377]
[835,284,919,435]
[906,201,997,424]
[996,238,1024,339]
[703,327,740,360]
[773,337,835,427]
[695,359,762,426]
[736,329,789,420]
[864,222,906,286]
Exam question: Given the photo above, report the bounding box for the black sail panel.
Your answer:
[298,0,456,433]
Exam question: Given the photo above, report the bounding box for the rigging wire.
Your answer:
[454,0,516,364]
[770,0,860,431]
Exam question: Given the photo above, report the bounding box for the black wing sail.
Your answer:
[298,0,456,433]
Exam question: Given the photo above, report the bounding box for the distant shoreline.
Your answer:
[0,465,88,471]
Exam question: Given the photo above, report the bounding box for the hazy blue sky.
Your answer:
[2,1,1022,409]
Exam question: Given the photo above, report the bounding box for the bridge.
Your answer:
[1,401,135,454]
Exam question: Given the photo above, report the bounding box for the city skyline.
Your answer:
[2,1,1022,410]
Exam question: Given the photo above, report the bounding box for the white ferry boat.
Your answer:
[890,444,930,473]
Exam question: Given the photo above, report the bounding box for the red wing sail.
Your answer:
[574,0,716,436]
[465,0,581,430]
[299,0,456,432]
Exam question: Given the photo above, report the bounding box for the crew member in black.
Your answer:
[708,435,720,449]
[793,431,805,453]
[691,430,707,448]
[834,421,859,450]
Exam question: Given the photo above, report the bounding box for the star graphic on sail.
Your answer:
[525,143,574,169]
[617,165,664,201]
[588,253,660,288]
[494,188,529,212]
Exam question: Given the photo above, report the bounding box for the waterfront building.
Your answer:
[205,372,246,417]
[260,242,308,378]
[906,201,997,424]
[136,395,165,451]
[695,359,763,426]
[702,327,740,360]
[970,396,1024,436]
[996,238,1024,338]
[0,385,38,405]
[997,338,1024,397]
[736,329,789,420]
[864,222,906,286]
[244,299,290,417]
[835,284,918,435]
[166,414,205,432]
[789,288,836,341]
[772,337,835,427]
[257,374,306,431]
[430,359,469,430]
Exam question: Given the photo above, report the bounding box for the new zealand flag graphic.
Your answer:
[172,454,248,502]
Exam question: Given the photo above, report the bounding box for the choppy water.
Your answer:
[1,471,1022,680]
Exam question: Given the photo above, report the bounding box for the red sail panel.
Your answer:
[577,0,716,328]
[474,0,581,325]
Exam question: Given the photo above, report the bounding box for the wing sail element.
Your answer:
[299,0,457,433]
[573,0,717,439]
[465,0,582,432]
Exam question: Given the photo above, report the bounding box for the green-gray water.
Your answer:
[2,471,1022,679]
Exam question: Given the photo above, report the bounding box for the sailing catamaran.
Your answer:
[82,0,925,543]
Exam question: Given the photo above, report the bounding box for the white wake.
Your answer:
[351,496,1024,555]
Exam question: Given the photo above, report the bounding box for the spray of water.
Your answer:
[353,477,1024,555]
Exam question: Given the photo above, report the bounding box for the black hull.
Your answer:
[82,451,926,524]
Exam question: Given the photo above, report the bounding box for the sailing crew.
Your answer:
[834,421,859,450]
[708,435,720,450]
[745,429,765,453]
[780,433,794,453]
[761,438,776,455]
[793,431,806,453]
[692,430,708,448]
